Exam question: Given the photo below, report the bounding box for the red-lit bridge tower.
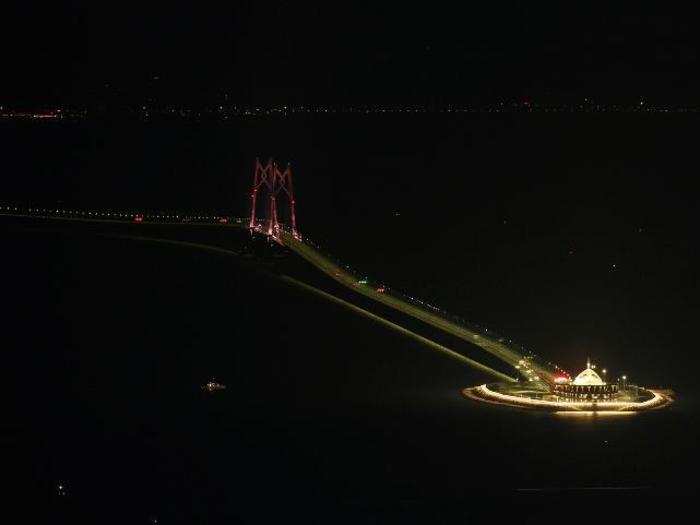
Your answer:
[249,158,299,239]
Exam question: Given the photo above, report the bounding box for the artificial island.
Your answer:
[464,358,673,414]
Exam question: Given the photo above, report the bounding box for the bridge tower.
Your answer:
[249,158,274,230]
[248,158,299,239]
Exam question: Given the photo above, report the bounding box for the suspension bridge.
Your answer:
[0,158,563,384]
[247,158,558,384]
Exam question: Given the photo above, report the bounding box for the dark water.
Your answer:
[2,116,699,521]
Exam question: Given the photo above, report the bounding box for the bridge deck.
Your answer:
[278,230,555,384]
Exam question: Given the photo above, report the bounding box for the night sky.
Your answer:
[4,2,699,106]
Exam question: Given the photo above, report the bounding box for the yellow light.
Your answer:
[554,411,635,417]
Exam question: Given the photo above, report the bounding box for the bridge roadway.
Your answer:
[278,230,556,384]
[0,209,552,382]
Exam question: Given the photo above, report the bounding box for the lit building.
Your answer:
[553,359,619,400]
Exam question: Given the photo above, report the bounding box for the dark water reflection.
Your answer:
[3,232,697,521]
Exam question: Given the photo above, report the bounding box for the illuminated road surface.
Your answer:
[44,229,517,383]
[280,275,517,383]
[279,231,554,382]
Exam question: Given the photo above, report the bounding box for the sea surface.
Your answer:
[2,115,699,521]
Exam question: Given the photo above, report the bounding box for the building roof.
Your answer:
[572,367,604,386]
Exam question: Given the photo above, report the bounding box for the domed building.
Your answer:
[553,359,619,400]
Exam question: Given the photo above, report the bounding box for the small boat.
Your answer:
[202,379,226,392]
